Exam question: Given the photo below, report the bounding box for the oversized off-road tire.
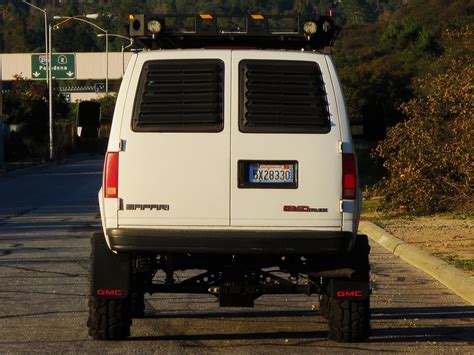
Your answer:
[87,233,132,340]
[327,297,370,342]
[326,235,371,342]
[87,296,132,340]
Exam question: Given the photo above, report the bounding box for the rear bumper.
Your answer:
[106,228,355,255]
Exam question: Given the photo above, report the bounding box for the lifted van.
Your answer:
[88,14,371,342]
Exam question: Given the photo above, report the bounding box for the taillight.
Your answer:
[342,153,357,200]
[104,152,119,198]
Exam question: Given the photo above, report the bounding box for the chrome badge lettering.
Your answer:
[126,204,170,211]
[283,205,328,213]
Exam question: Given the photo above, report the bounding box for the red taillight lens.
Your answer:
[342,153,357,200]
[104,152,119,198]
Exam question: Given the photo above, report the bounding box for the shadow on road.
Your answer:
[370,325,473,343]
[372,306,474,320]
[137,306,474,343]
[147,309,316,319]
[131,330,327,342]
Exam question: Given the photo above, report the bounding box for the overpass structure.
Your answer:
[0,52,134,101]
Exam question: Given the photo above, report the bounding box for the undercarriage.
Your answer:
[88,232,371,342]
[130,252,367,307]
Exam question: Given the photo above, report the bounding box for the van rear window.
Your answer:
[239,60,330,133]
[132,59,224,132]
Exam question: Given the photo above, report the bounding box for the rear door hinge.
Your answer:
[339,199,344,212]
[338,141,343,154]
[119,139,125,151]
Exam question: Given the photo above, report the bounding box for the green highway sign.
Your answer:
[31,53,76,80]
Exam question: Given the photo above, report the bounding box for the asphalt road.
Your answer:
[0,158,473,353]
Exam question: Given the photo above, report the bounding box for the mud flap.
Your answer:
[91,232,131,299]
[328,279,370,301]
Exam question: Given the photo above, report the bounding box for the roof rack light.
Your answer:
[129,14,144,37]
[147,19,162,34]
[303,21,318,35]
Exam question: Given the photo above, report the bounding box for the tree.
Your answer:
[1,3,28,52]
[3,75,70,159]
[339,0,374,24]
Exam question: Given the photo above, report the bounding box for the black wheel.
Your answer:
[326,235,371,342]
[87,296,132,340]
[327,297,370,342]
[87,234,132,340]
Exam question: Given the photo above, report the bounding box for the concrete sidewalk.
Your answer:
[360,220,474,305]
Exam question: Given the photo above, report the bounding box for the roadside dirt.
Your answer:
[363,213,474,277]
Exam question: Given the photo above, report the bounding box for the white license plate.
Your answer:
[249,164,294,184]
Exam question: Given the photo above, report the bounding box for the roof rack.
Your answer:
[128,14,340,50]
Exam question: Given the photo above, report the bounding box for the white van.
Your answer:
[88,14,371,343]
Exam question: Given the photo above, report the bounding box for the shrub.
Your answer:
[374,61,473,213]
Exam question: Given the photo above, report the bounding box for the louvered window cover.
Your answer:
[133,59,224,132]
[239,60,330,133]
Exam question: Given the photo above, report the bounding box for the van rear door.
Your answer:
[117,51,231,227]
[230,51,343,228]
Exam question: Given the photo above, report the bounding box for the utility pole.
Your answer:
[48,24,53,160]
[22,1,52,159]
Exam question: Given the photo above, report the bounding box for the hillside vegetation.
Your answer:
[332,0,473,213]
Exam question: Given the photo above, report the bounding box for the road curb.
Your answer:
[359,220,474,305]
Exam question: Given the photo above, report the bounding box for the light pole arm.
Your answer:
[22,0,45,14]
[124,38,134,49]
[53,16,106,34]
[53,15,109,95]
[98,33,133,48]
[98,33,133,76]
[70,17,107,33]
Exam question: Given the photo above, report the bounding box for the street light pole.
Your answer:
[105,30,108,94]
[53,15,109,95]
[22,1,48,86]
[22,0,53,160]
[97,33,133,75]
[48,24,53,160]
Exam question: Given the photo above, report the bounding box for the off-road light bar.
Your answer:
[128,14,340,51]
